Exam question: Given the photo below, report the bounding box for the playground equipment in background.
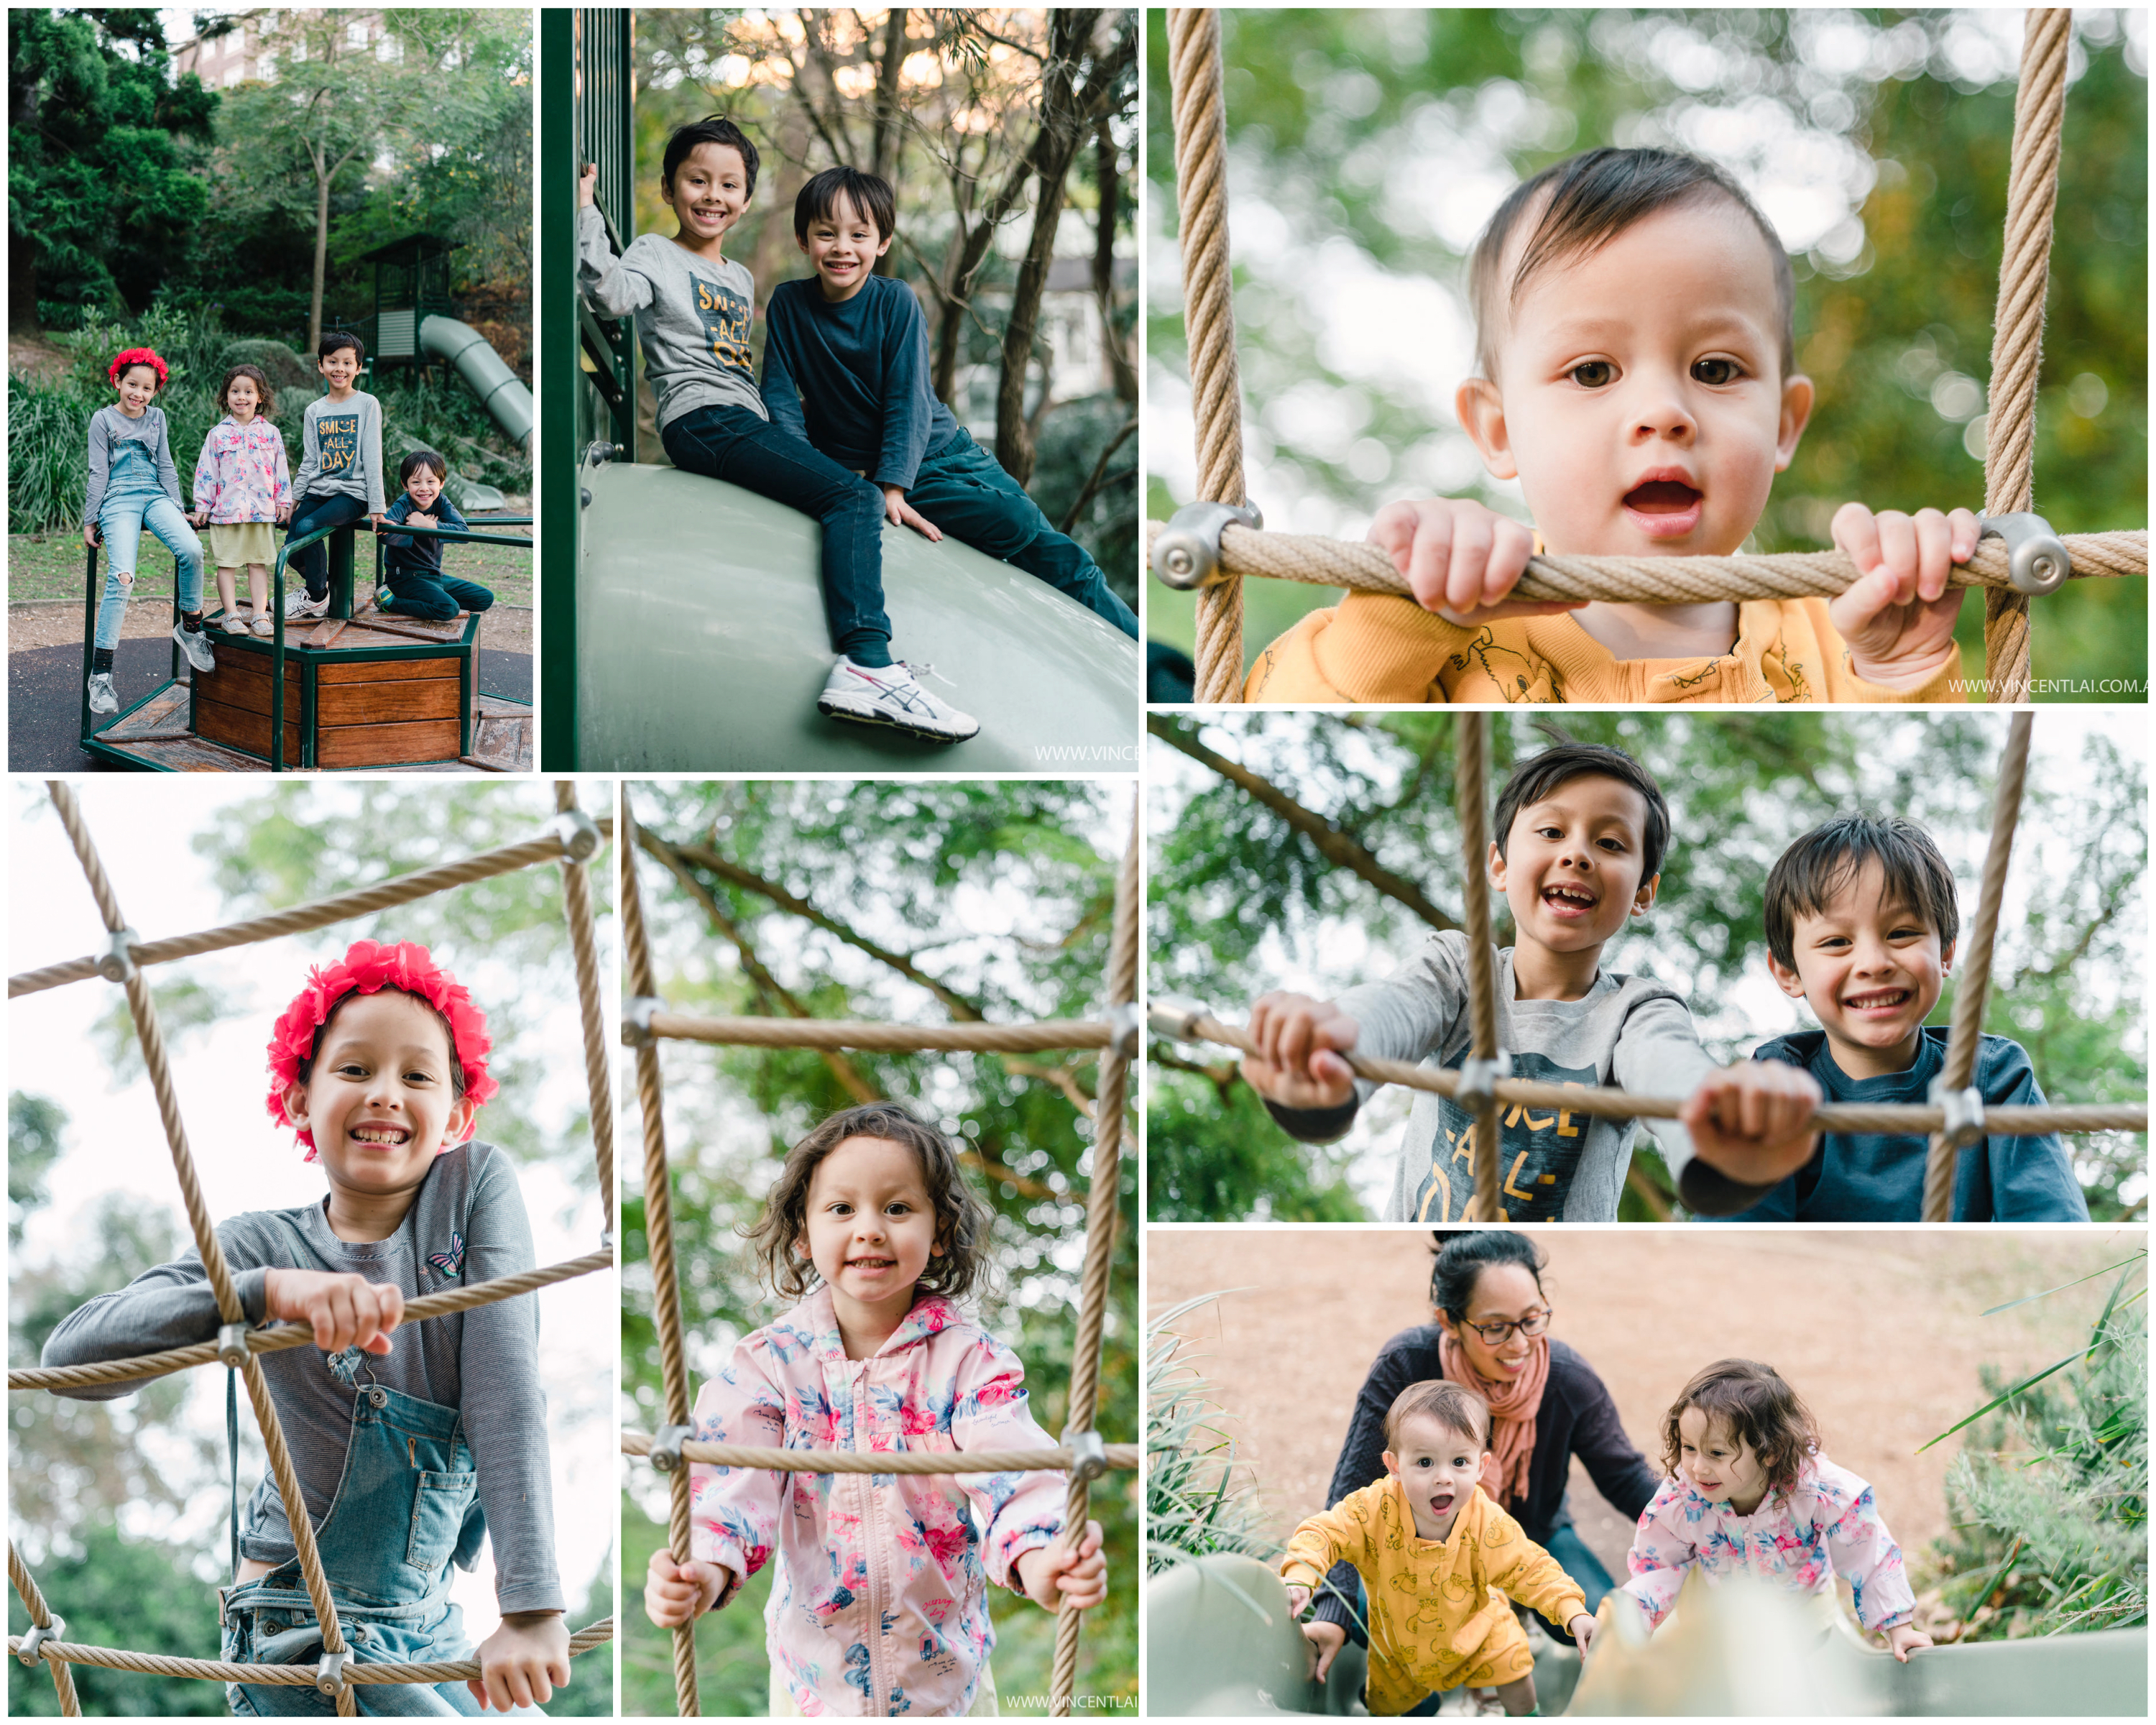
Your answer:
[1146,1555,2147,1716]
[1149,8,2148,703]
[345,233,535,454]
[79,513,533,772]
[617,791,1140,1717]
[540,6,1141,770]
[7,783,617,1717]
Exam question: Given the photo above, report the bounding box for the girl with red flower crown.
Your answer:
[40,941,575,1716]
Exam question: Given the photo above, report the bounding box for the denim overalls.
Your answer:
[94,429,203,651]
[221,1380,487,1716]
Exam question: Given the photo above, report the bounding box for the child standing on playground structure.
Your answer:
[1244,147,1982,704]
[1719,812,2088,1222]
[40,941,574,1715]
[82,346,216,714]
[1243,741,1825,1220]
[1623,1359,1932,1662]
[642,1101,1107,1716]
[191,362,293,638]
[763,165,1140,641]
[1281,1379,1599,1716]
[576,118,980,743]
[379,449,495,623]
[282,331,387,621]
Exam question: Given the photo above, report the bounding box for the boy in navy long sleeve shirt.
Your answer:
[1718,813,2088,1221]
[760,167,1138,639]
[378,449,494,623]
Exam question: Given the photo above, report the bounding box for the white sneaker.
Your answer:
[816,656,978,742]
[87,672,118,714]
[172,622,216,673]
[285,590,330,619]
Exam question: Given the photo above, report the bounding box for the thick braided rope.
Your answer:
[1452,717,1505,1223]
[1924,712,2035,1221]
[622,1430,1142,1475]
[1981,9,2070,702]
[9,1540,83,1715]
[1166,1010,2142,1136]
[650,1013,1112,1053]
[1143,520,2145,602]
[555,781,617,1238]
[1049,804,1141,1716]
[619,791,700,1719]
[11,1249,614,1392]
[6,1618,614,1689]
[1169,7,1250,702]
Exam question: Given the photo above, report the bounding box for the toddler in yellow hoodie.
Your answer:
[1281,1380,1596,1716]
[1245,146,1977,705]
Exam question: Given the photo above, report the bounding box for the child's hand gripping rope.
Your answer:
[1825,505,1982,689]
[1014,1519,1108,1613]
[1368,497,1586,627]
[1243,992,1363,1113]
[1680,1062,1823,1187]
[471,1611,572,1711]
[263,1267,405,1355]
[643,1547,730,1628]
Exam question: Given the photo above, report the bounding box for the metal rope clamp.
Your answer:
[548,809,602,863]
[1107,1001,1143,1060]
[217,1322,251,1369]
[622,995,663,1048]
[1061,1427,1108,1484]
[1146,996,1209,1045]
[1456,1052,1514,1113]
[315,1648,350,1696]
[1151,500,1263,591]
[1978,512,2070,597]
[1930,1079,1988,1149]
[649,1422,693,1473]
[17,1615,63,1668]
[98,925,141,984]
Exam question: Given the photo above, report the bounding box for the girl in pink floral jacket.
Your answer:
[190,363,293,635]
[1622,1358,1931,1661]
[644,1103,1108,1716]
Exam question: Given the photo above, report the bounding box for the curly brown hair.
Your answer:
[743,1102,994,1303]
[218,363,277,420]
[1661,1358,1822,1499]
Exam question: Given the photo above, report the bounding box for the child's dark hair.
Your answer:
[294,988,467,1102]
[1662,1358,1820,1500]
[1468,147,1795,382]
[319,329,364,363]
[745,1101,992,1302]
[218,363,277,420]
[795,165,896,242]
[1428,1228,1547,1322]
[1386,1379,1491,1452]
[1491,742,1671,884]
[663,114,760,201]
[1764,813,1960,969]
[400,448,449,488]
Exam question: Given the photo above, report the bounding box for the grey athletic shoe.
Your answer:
[87,672,117,714]
[816,656,979,742]
[285,589,330,619]
[172,622,216,673]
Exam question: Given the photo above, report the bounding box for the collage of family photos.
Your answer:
[2,4,2147,1721]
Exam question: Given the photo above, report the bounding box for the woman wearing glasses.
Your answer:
[1301,1230,1657,1684]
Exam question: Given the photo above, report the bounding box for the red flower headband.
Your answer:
[109,347,169,389]
[266,939,498,1157]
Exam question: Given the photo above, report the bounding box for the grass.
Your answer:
[9,532,531,610]
[1146,1292,1279,1576]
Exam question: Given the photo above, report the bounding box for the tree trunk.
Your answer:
[870,9,908,182]
[1093,119,1136,403]
[309,150,331,355]
[931,121,1045,405]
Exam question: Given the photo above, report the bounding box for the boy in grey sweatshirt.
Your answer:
[280,331,387,615]
[1245,743,1823,1220]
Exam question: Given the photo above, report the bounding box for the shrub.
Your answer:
[1146,1293,1278,1573]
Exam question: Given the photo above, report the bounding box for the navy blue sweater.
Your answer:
[380,491,468,579]
[1713,1026,2088,1222]
[760,274,957,490]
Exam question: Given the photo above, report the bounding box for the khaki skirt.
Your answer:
[206,520,279,569]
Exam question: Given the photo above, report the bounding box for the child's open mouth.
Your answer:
[1429,1489,1455,1519]
[1541,883,1598,920]
[847,1256,898,1274]
[1843,988,1912,1016]
[350,1126,410,1146]
[1621,477,1704,538]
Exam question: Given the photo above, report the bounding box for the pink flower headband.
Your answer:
[109,346,168,388]
[266,939,498,1157]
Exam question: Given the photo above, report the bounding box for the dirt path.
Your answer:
[10,599,532,655]
[1148,1227,2144,1583]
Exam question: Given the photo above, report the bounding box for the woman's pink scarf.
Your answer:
[1438,1328,1549,1509]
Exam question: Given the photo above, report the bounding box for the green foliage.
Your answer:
[622,1491,776,1715]
[1146,1295,1279,1573]
[1031,392,1140,610]
[1927,1264,2147,1639]
[9,1091,66,1247]
[6,1522,226,1716]
[549,1542,619,1714]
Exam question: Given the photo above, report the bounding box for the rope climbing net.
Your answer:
[6,781,619,1717]
[618,790,1141,1719]
[1150,8,2147,704]
[1151,711,2149,1223]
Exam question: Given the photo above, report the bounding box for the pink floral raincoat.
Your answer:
[191,415,292,524]
[1623,1455,1917,1632]
[691,1287,1066,1716]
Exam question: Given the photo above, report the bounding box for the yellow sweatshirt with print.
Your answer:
[1243,591,1963,704]
[1279,1478,1588,1714]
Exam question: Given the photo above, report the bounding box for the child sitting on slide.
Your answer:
[1243,741,1823,1220]
[1718,812,2088,1222]
[379,448,496,623]
[1623,1358,1932,1662]
[576,119,977,742]
[763,165,1139,640]
[1245,147,1983,704]
[1281,1380,1598,1716]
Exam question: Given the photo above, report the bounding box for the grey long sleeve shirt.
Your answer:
[84,403,185,520]
[576,203,766,432]
[40,1141,563,1614]
[290,390,387,515]
[1266,930,1775,1220]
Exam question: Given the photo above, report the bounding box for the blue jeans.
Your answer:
[661,402,891,663]
[382,566,495,623]
[907,428,1138,638]
[285,491,371,600]
[95,489,202,650]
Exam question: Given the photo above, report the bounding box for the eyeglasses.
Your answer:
[1463,1309,1552,1346]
